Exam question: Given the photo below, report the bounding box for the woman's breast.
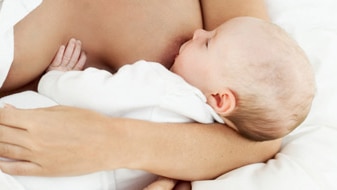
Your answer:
[77,0,203,70]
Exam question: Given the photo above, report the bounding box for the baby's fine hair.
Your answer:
[225,18,316,141]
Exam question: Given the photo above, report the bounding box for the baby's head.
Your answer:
[171,17,315,141]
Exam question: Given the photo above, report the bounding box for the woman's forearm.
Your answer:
[0,105,280,180]
[103,118,281,180]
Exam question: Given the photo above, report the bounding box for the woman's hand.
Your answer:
[0,105,119,176]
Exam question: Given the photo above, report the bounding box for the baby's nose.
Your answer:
[192,29,208,40]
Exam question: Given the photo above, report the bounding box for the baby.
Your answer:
[40,16,315,142]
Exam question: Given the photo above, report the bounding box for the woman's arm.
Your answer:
[0,105,280,180]
[200,0,270,30]
[117,117,281,180]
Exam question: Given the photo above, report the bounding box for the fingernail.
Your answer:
[69,38,76,43]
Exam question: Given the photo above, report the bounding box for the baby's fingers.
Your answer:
[73,51,87,71]
[66,39,83,70]
[144,177,177,190]
[61,38,77,67]
[47,38,85,72]
[48,45,66,71]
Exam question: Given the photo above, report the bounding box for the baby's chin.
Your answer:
[169,62,177,72]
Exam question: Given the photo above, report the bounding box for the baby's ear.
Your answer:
[207,88,236,116]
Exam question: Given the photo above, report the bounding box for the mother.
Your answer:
[0,0,280,182]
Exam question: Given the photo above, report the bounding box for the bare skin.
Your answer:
[2,0,201,93]
[1,0,269,94]
[0,0,278,187]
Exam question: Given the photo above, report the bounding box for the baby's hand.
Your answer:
[143,177,191,190]
[143,177,177,190]
[47,38,87,72]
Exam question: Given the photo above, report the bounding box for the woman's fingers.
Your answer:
[0,160,42,176]
[0,105,113,176]
[0,143,31,162]
[0,106,30,130]
[0,125,30,147]
[0,108,34,161]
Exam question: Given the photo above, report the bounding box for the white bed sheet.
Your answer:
[192,0,337,189]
